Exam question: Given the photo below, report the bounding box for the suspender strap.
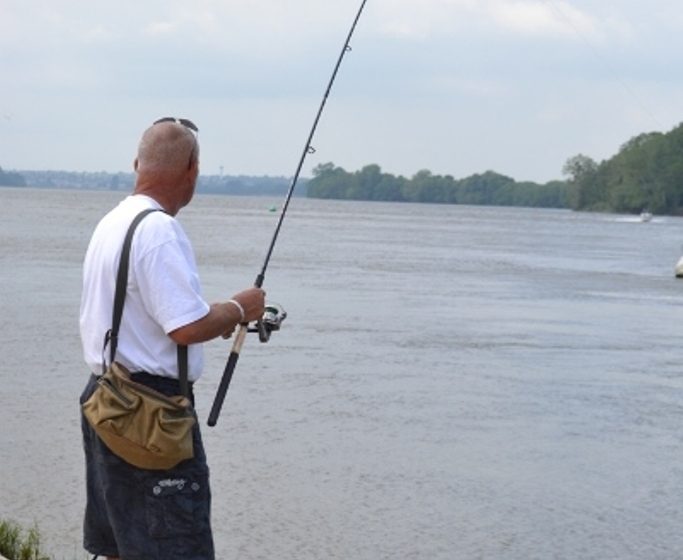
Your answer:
[103,208,189,397]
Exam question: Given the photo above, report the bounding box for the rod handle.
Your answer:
[207,324,248,426]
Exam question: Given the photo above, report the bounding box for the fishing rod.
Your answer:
[207,0,368,427]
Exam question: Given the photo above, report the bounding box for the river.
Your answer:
[1,187,682,559]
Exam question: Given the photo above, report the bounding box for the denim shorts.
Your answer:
[80,373,215,560]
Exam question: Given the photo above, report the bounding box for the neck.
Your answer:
[134,184,179,215]
[134,170,192,216]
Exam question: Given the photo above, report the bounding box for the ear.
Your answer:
[133,158,139,171]
[188,154,199,173]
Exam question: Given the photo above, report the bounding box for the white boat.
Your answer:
[639,211,653,222]
[676,256,683,278]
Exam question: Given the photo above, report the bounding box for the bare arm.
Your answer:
[168,287,265,346]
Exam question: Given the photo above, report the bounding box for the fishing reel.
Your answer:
[247,303,287,343]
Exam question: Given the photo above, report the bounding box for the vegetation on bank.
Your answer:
[307,163,569,209]
[0,519,50,560]
[563,122,683,215]
[5,170,296,196]
[5,121,683,214]
[308,122,683,215]
[0,167,26,187]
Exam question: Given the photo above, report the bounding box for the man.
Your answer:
[79,118,265,560]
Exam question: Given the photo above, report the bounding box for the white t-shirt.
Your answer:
[80,194,210,381]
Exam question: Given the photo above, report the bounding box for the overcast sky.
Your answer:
[1,0,682,183]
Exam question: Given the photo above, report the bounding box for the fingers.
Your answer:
[221,324,236,339]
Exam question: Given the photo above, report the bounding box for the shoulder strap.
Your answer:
[107,208,159,363]
[178,345,189,397]
[103,208,190,398]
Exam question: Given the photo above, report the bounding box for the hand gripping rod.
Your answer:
[208,0,368,426]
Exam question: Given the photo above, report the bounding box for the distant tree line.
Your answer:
[17,170,134,190]
[307,163,569,208]
[563,123,683,215]
[309,121,683,215]
[7,120,683,214]
[10,170,299,196]
[0,167,26,187]
[197,174,301,196]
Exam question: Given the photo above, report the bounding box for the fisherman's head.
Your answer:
[134,117,200,214]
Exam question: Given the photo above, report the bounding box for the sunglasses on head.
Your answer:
[153,117,199,133]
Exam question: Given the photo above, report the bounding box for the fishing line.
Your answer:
[208,0,369,427]
[541,0,664,131]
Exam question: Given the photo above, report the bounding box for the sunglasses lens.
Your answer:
[153,117,198,133]
[179,118,199,132]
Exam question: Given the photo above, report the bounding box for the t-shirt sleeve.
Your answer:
[135,235,210,334]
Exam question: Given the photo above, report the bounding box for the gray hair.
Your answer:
[137,122,198,173]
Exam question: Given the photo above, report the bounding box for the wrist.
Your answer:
[227,299,245,322]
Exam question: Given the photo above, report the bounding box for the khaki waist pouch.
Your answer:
[82,362,196,470]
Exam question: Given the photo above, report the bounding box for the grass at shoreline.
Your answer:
[0,520,50,560]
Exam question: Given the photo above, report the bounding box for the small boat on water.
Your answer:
[639,210,653,222]
[676,256,683,278]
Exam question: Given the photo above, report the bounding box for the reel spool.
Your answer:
[248,303,287,343]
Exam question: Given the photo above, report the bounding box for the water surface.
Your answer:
[1,188,682,559]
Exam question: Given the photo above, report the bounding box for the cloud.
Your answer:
[0,0,681,181]
[372,0,480,39]
[371,0,631,47]
[144,21,178,37]
[489,1,598,38]
[82,24,114,43]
